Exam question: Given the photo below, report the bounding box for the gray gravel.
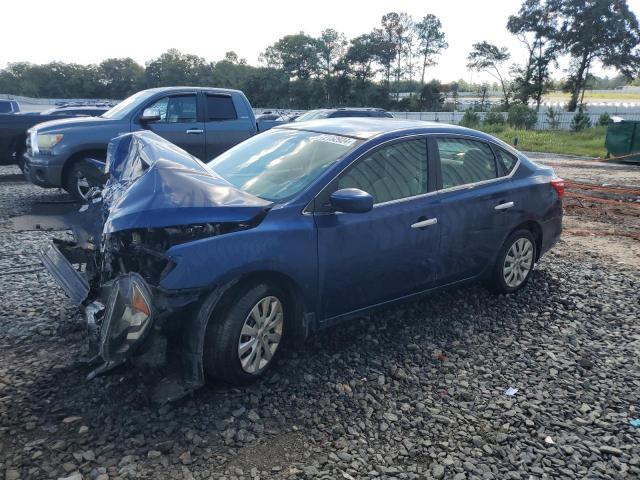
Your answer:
[0,167,639,480]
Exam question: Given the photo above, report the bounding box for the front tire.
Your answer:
[489,229,536,294]
[64,160,93,202]
[203,283,286,384]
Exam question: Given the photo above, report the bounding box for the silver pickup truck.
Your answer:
[24,87,259,200]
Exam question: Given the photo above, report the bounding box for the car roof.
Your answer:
[278,118,494,141]
[141,86,243,95]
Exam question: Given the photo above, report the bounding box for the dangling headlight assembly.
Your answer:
[100,273,154,363]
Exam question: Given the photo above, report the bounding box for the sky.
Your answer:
[2,0,640,83]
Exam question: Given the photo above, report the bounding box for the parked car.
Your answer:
[294,107,393,122]
[23,87,258,200]
[0,106,110,168]
[255,111,295,131]
[0,99,20,113]
[39,118,563,401]
[39,106,111,117]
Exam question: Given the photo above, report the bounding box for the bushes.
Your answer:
[484,109,505,126]
[545,107,560,129]
[598,112,611,126]
[570,105,592,132]
[459,108,480,128]
[507,104,537,129]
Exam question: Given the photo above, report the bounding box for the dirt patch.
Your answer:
[563,216,640,268]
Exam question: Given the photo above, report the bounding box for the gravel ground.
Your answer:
[0,161,639,480]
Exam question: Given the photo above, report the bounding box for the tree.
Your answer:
[224,51,247,65]
[261,33,321,80]
[554,0,640,111]
[97,58,144,98]
[467,42,512,108]
[145,49,212,87]
[507,0,559,110]
[419,80,445,111]
[414,14,448,110]
[478,83,489,111]
[317,29,347,104]
[381,12,414,99]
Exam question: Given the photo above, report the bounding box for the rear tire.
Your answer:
[203,283,286,384]
[489,229,536,294]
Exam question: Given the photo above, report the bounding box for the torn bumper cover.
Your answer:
[38,131,272,402]
[40,241,156,375]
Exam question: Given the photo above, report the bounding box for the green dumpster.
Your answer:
[605,118,640,162]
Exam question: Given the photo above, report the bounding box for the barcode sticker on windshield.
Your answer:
[310,134,356,146]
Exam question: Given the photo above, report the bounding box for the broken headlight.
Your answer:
[100,273,154,363]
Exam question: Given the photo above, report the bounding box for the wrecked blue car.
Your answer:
[40,119,562,402]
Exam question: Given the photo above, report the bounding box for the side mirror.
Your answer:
[329,188,374,213]
[140,107,161,122]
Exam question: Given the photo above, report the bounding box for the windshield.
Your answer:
[294,110,328,122]
[101,90,156,120]
[208,128,361,201]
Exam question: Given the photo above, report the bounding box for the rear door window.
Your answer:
[206,95,238,121]
[435,138,497,189]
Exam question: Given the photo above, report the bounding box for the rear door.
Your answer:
[432,136,516,284]
[204,94,255,161]
[315,137,440,321]
[144,93,206,159]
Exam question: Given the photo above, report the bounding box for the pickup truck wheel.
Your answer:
[64,160,94,202]
[203,283,286,384]
[489,229,536,294]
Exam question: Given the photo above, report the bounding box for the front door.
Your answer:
[314,137,440,321]
[144,93,206,159]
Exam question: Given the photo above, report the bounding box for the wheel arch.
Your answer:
[509,220,543,261]
[181,269,311,390]
[211,270,310,338]
[61,147,107,187]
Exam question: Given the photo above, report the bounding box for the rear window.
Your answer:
[329,111,371,118]
[207,95,237,121]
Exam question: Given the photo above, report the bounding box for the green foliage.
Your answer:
[570,105,592,132]
[598,112,611,126]
[545,107,560,129]
[459,108,480,128]
[483,109,505,125]
[479,126,607,157]
[507,104,538,129]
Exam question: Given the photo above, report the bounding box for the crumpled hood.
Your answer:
[102,131,272,234]
[30,115,115,132]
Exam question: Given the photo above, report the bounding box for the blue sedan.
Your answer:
[41,119,563,397]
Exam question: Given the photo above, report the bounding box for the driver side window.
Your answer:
[146,95,197,123]
[338,138,428,204]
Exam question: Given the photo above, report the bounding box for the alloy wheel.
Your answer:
[503,237,534,288]
[237,296,283,374]
[74,168,91,201]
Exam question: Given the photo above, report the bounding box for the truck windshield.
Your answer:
[102,90,156,120]
[208,128,361,201]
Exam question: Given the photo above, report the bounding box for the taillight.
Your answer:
[551,178,565,199]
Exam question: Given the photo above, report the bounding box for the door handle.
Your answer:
[186,128,204,134]
[411,218,438,229]
[494,201,514,210]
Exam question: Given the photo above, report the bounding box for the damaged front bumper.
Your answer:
[40,240,206,403]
